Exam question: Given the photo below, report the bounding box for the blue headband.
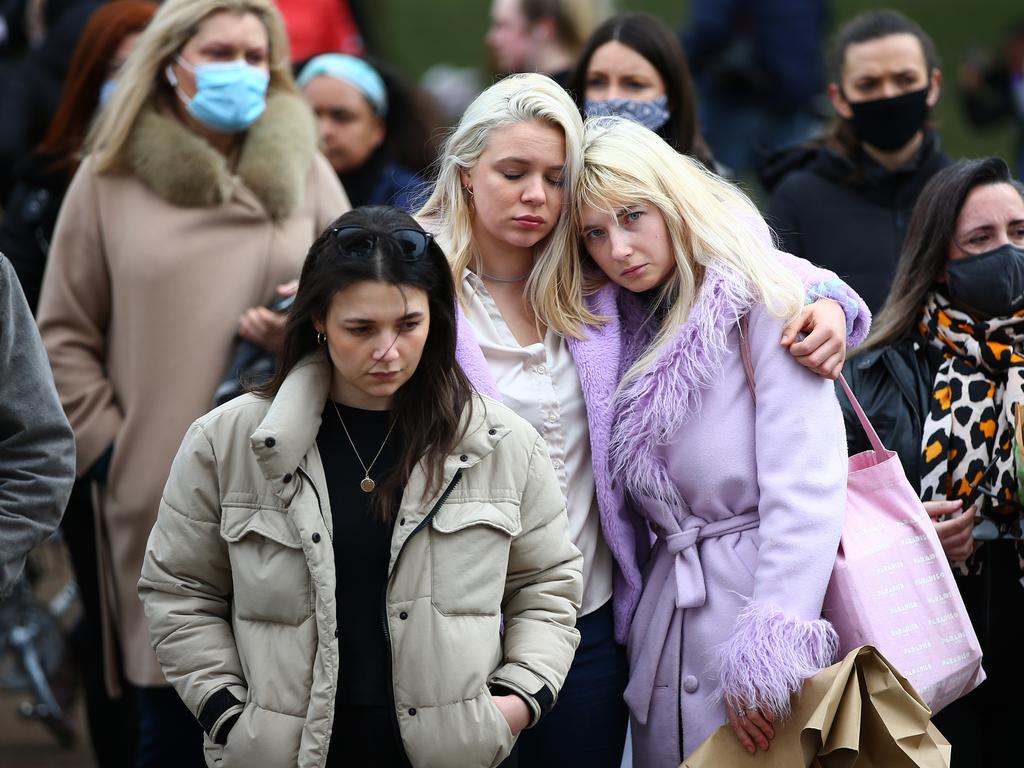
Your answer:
[297,54,388,116]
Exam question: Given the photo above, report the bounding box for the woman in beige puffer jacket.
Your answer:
[138,207,583,768]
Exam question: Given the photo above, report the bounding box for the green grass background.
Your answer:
[370,0,1022,165]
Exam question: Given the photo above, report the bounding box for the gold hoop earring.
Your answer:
[316,331,326,344]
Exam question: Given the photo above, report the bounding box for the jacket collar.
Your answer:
[249,354,511,485]
[610,267,754,506]
[124,91,316,220]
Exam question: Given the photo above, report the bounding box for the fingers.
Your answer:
[934,505,977,561]
[276,279,299,296]
[726,703,773,754]
[924,499,963,519]
[238,308,287,351]
[779,308,809,348]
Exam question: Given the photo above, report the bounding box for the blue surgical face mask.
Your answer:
[584,95,671,132]
[166,56,270,133]
[98,78,117,108]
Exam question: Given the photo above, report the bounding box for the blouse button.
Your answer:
[536,365,546,375]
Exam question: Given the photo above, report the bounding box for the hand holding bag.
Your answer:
[682,645,952,767]
[737,317,984,715]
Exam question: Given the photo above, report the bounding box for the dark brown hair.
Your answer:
[568,12,714,168]
[856,157,1017,354]
[826,10,940,162]
[37,1,159,174]
[256,206,473,518]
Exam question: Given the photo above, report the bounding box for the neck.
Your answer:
[862,130,924,171]
[330,376,393,411]
[530,45,573,76]
[471,222,535,282]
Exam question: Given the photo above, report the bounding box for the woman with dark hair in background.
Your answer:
[569,12,715,169]
[763,10,951,314]
[841,158,1024,767]
[297,53,440,211]
[139,206,582,768]
[0,5,157,766]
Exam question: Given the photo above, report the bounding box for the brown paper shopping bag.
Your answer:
[682,646,951,768]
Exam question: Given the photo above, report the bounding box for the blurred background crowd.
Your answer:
[0,0,1022,766]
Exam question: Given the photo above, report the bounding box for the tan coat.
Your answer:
[138,356,583,768]
[37,92,350,686]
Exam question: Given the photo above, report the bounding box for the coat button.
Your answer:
[334,629,338,638]
[682,675,699,693]
[488,428,496,435]
[408,708,417,716]
[399,518,405,526]
[399,612,408,620]
[312,532,321,543]
[459,454,468,462]
[264,437,276,448]
[282,473,292,483]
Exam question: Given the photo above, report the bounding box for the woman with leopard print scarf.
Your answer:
[841,157,1023,768]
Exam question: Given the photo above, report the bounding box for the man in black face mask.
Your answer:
[761,10,951,314]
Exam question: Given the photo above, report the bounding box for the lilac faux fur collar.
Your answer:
[610,267,755,506]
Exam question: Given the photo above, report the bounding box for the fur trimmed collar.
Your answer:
[610,268,755,506]
[125,91,316,220]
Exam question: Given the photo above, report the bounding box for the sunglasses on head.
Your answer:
[331,225,434,261]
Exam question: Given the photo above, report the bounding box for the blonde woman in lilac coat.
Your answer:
[572,118,852,765]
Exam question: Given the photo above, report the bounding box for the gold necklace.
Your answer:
[331,400,397,493]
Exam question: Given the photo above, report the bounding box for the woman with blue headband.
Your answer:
[298,53,435,211]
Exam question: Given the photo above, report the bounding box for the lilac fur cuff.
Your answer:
[808,279,872,348]
[714,602,838,719]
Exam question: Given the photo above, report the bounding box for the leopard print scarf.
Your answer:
[918,290,1024,552]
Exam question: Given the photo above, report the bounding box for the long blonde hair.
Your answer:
[416,73,600,337]
[574,117,805,383]
[86,0,295,172]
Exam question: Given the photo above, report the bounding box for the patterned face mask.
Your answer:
[584,96,671,132]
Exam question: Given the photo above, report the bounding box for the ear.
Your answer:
[828,83,853,120]
[459,168,471,190]
[926,68,943,107]
[370,116,386,151]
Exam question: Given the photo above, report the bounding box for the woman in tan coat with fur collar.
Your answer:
[36,1,348,763]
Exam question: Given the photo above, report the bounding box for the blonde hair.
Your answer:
[417,73,598,336]
[86,0,295,172]
[573,117,805,383]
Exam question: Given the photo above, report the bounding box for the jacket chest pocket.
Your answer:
[221,504,313,625]
[429,501,521,616]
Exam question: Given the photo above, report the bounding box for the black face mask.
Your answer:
[946,244,1024,318]
[847,87,930,152]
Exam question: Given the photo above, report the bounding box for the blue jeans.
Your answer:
[516,600,628,767]
[134,685,204,768]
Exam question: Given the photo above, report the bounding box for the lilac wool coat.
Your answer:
[612,266,853,765]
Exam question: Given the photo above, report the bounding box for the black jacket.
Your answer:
[762,132,951,313]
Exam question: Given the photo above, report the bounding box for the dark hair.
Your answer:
[827,10,940,162]
[256,206,473,518]
[568,12,714,168]
[520,0,587,53]
[366,56,445,177]
[857,157,1017,354]
[37,1,159,174]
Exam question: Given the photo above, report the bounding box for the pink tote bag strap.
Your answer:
[737,314,888,454]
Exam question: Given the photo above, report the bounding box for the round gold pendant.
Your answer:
[360,477,376,493]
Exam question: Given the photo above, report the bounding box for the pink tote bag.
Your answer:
[824,375,984,714]
[738,320,984,714]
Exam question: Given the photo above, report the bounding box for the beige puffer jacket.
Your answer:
[138,356,583,768]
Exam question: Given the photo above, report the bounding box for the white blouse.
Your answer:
[462,273,614,616]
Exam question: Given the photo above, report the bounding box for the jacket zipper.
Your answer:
[381,469,463,766]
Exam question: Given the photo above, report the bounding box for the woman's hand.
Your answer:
[924,500,977,562]
[492,694,531,736]
[726,700,775,755]
[780,299,847,379]
[237,280,298,352]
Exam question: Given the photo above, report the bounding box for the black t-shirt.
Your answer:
[317,400,407,766]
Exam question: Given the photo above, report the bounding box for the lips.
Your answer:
[514,215,546,227]
[370,371,402,380]
[621,264,647,277]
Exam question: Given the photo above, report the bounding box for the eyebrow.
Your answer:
[342,311,425,323]
[496,156,565,171]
